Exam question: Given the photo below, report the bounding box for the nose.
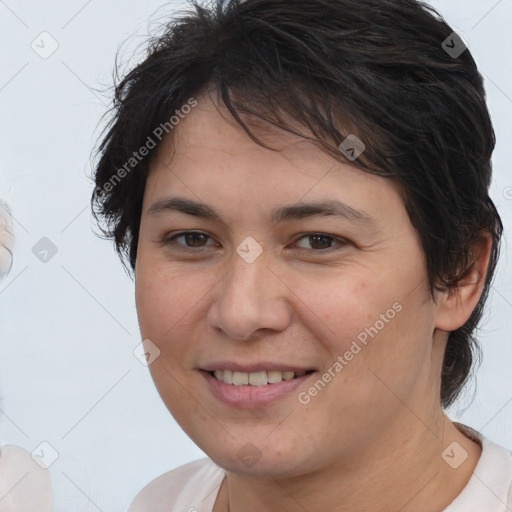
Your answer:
[207,248,293,341]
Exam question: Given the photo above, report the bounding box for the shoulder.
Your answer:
[445,426,512,511]
[477,436,512,509]
[127,457,225,512]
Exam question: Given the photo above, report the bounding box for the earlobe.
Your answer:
[435,233,493,332]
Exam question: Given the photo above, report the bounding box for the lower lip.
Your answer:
[200,370,315,409]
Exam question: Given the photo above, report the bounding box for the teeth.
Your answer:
[232,371,249,385]
[223,369,233,384]
[248,371,267,386]
[267,370,284,384]
[212,370,309,386]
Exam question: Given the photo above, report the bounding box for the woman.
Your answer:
[91,0,512,510]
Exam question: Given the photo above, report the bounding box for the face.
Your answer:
[135,93,446,477]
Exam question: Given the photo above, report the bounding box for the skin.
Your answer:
[135,91,491,512]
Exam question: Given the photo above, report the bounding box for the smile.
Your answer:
[200,369,316,409]
[210,369,311,386]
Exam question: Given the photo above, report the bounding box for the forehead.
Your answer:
[159,92,335,174]
[145,92,404,225]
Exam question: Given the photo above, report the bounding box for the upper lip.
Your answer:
[200,361,315,373]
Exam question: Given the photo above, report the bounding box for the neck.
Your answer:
[217,414,481,512]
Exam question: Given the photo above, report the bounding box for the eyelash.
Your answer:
[160,231,348,254]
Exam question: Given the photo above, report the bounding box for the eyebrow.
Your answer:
[146,196,374,224]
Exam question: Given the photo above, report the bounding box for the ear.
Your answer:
[435,233,493,332]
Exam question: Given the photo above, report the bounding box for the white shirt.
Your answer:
[128,430,512,512]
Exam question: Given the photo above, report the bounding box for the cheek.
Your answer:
[300,265,433,382]
[135,257,208,340]
[293,272,397,353]
[134,260,206,411]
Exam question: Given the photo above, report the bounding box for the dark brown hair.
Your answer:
[91,0,503,407]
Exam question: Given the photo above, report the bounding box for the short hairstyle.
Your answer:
[91,0,503,407]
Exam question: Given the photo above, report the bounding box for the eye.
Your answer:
[159,231,348,254]
[292,233,348,252]
[160,231,217,250]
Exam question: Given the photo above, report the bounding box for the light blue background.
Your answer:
[0,1,511,510]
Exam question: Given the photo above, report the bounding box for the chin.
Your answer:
[201,435,315,478]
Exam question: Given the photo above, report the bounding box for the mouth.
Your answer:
[207,369,315,386]
[199,367,317,409]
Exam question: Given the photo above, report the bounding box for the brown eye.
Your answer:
[182,232,209,247]
[161,231,216,249]
[294,233,345,251]
[307,234,333,250]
